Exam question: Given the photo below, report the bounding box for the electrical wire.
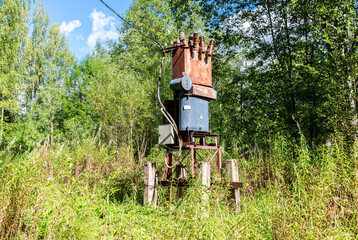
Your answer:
[158,53,182,158]
[161,108,177,135]
[99,0,163,50]
[165,153,177,169]
[165,146,190,169]
[99,0,183,162]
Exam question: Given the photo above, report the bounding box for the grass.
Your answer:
[0,136,357,239]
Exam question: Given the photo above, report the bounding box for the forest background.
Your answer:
[1,0,358,238]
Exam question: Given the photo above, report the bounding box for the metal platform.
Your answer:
[163,131,222,179]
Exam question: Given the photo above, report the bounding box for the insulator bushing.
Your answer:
[193,31,198,48]
[199,36,205,52]
[207,40,215,56]
[179,30,185,40]
[189,34,194,47]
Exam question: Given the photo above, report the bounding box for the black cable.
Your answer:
[99,0,164,50]
[98,0,174,135]
[99,0,183,160]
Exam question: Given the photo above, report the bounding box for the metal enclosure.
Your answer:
[158,124,175,145]
[179,96,209,132]
[159,30,224,177]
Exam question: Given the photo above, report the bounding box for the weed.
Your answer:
[0,136,357,239]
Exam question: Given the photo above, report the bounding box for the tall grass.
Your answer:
[236,135,358,238]
[0,136,357,239]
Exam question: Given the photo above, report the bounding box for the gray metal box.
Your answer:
[158,124,175,145]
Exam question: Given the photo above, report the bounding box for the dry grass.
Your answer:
[0,136,357,239]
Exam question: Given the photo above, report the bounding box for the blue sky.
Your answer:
[41,0,133,60]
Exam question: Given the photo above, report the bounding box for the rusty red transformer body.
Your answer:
[171,33,214,87]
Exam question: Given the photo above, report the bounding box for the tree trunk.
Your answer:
[51,121,54,146]
[0,106,4,149]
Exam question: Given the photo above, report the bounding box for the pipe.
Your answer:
[165,152,178,169]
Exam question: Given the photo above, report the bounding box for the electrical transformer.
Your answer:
[159,31,217,143]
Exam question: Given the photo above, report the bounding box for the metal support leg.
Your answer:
[166,151,173,180]
[190,147,197,176]
[165,151,173,201]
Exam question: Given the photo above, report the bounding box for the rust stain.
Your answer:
[169,33,215,88]
[190,85,217,99]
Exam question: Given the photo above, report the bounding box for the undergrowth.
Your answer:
[0,136,357,239]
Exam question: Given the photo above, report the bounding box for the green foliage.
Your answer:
[13,3,74,149]
[0,0,29,149]
[85,54,154,159]
[300,0,358,140]
[1,0,358,238]
[1,135,357,238]
[202,0,358,149]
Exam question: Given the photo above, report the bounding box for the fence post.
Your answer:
[144,161,157,207]
[200,161,211,216]
[176,164,188,200]
[226,159,241,211]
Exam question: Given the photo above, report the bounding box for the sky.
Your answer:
[41,0,133,60]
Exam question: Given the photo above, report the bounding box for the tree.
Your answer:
[16,3,73,148]
[23,2,49,106]
[197,0,358,148]
[105,0,205,158]
[0,0,29,149]
[298,0,358,142]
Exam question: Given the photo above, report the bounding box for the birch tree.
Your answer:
[0,0,29,149]
[18,3,73,147]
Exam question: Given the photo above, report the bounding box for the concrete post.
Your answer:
[200,161,211,216]
[144,161,157,207]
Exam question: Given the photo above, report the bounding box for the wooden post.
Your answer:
[217,146,222,179]
[176,165,187,200]
[190,147,197,176]
[144,161,157,207]
[226,159,241,211]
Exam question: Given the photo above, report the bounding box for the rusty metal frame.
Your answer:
[158,180,243,189]
[162,131,223,181]
[158,132,245,190]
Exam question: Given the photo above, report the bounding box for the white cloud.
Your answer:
[60,20,82,36]
[75,34,85,41]
[87,9,119,49]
